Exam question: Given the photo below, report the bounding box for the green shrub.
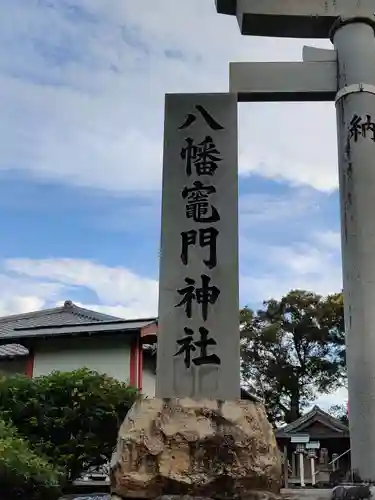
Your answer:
[0,368,139,482]
[0,419,61,500]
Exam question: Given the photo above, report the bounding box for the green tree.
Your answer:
[0,368,138,483]
[0,418,61,500]
[328,403,349,426]
[241,290,346,425]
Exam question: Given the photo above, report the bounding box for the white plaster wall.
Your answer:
[142,358,156,398]
[33,337,131,382]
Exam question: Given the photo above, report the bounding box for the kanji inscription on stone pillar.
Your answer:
[156,93,240,401]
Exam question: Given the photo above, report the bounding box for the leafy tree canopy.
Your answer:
[328,403,349,427]
[241,290,346,425]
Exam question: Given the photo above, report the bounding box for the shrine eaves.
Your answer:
[215,0,375,38]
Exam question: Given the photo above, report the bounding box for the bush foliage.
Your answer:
[0,368,138,482]
[0,418,61,500]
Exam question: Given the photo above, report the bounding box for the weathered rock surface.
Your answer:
[110,398,281,499]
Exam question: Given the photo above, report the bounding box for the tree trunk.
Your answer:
[285,391,300,423]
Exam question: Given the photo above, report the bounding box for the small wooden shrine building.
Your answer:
[275,405,350,487]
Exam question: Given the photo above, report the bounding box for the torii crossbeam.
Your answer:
[216,0,375,37]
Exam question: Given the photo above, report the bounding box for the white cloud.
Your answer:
[0,0,338,193]
[241,230,342,304]
[239,102,338,192]
[0,76,163,192]
[0,272,63,316]
[240,187,321,226]
[313,229,341,250]
[4,258,158,319]
[2,228,342,320]
[0,296,46,317]
[64,302,155,321]
[314,386,348,411]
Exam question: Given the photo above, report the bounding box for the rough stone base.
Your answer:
[110,398,281,499]
[332,484,372,500]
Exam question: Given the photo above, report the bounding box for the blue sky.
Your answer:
[0,0,346,404]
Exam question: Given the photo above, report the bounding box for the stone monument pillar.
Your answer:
[156,93,240,401]
[110,93,281,500]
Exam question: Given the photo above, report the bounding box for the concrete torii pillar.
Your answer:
[216,0,375,482]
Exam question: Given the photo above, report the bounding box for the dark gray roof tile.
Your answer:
[0,344,29,358]
[0,300,157,346]
[275,405,349,437]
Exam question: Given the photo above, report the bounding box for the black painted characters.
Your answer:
[181,136,222,176]
[180,227,218,269]
[175,326,221,369]
[349,114,375,143]
[175,274,220,321]
[182,181,220,223]
[179,105,224,131]
[174,104,225,369]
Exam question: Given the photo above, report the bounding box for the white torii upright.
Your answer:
[216,0,375,482]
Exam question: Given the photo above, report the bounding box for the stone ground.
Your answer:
[281,489,332,500]
[62,491,331,500]
[283,485,375,499]
[61,491,331,500]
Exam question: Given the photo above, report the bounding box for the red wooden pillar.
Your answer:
[137,336,143,392]
[129,338,138,387]
[25,349,34,377]
[129,335,143,391]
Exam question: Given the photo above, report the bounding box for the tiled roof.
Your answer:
[0,344,29,358]
[275,405,349,437]
[0,300,121,331]
[0,300,157,351]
